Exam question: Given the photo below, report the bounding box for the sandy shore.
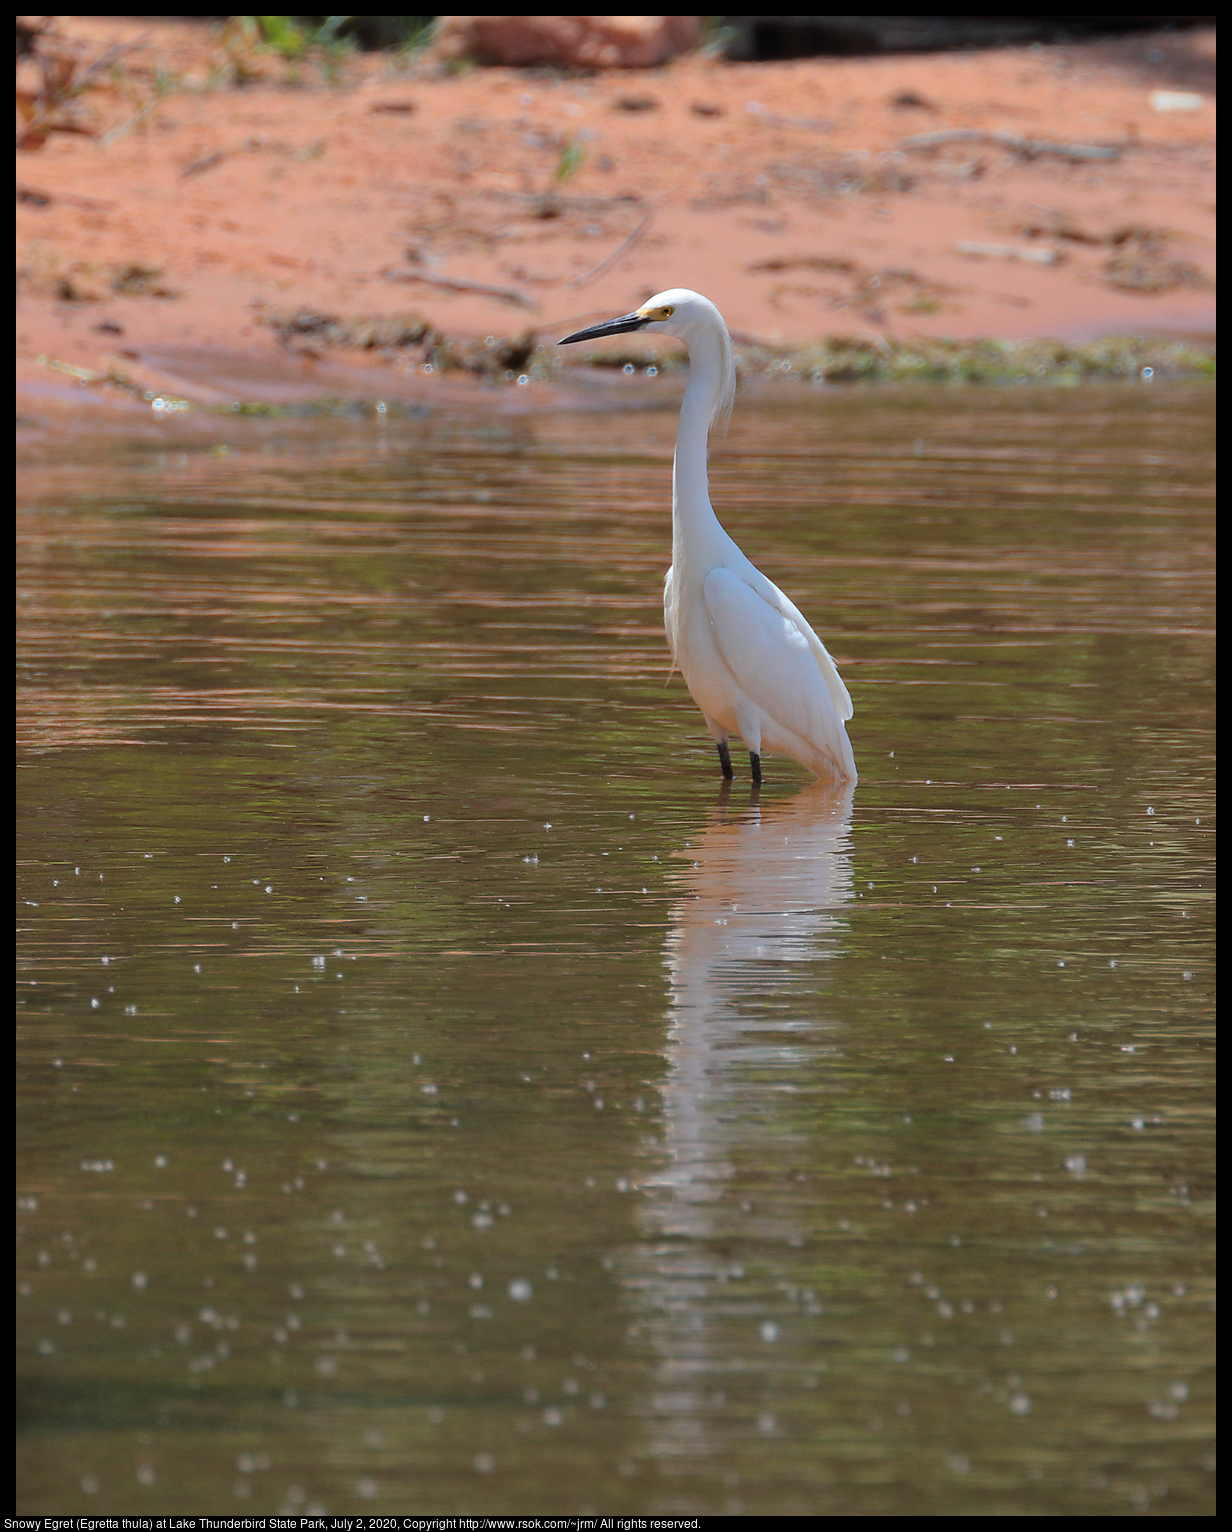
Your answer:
[16,18,1215,408]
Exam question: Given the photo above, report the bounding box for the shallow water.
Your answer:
[17,383,1214,1515]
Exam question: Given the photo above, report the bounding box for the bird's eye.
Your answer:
[661,306,675,317]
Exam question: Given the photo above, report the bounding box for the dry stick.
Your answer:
[567,212,654,289]
[99,90,167,149]
[383,269,536,308]
[76,35,152,88]
[901,128,1120,162]
[180,150,226,179]
[17,184,115,209]
[746,103,835,132]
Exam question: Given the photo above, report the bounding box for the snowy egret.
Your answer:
[560,289,856,785]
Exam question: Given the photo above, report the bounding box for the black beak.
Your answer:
[557,312,649,345]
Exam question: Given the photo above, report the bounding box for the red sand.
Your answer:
[16,19,1215,406]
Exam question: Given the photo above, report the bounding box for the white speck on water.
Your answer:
[132,1272,148,1290]
[508,1279,533,1302]
[474,1454,494,1474]
[760,1321,779,1342]
[1065,1154,1087,1175]
[1009,1393,1031,1415]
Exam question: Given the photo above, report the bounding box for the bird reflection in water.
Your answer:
[643,781,853,1240]
[618,784,854,1479]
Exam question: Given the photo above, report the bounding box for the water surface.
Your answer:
[17,383,1214,1514]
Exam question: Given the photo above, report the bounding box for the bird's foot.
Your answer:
[716,741,734,780]
[749,751,763,785]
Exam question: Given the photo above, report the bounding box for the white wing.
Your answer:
[703,566,854,777]
[728,559,852,722]
[663,564,677,665]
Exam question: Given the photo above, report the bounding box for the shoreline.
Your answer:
[18,331,1216,425]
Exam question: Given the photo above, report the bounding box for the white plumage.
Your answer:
[561,287,856,785]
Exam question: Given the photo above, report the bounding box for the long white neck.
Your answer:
[672,326,729,572]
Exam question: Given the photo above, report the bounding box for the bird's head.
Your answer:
[557,288,724,347]
[558,288,735,433]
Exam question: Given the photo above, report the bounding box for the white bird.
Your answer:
[560,288,856,786]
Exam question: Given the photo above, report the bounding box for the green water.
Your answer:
[16,383,1214,1515]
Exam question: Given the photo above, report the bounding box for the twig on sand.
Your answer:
[746,102,835,132]
[17,184,114,209]
[901,128,1121,162]
[383,269,536,308]
[567,211,654,289]
[100,91,167,149]
[955,241,1062,264]
[180,150,226,179]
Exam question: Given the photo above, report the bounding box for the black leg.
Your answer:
[716,741,734,780]
[749,751,763,785]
